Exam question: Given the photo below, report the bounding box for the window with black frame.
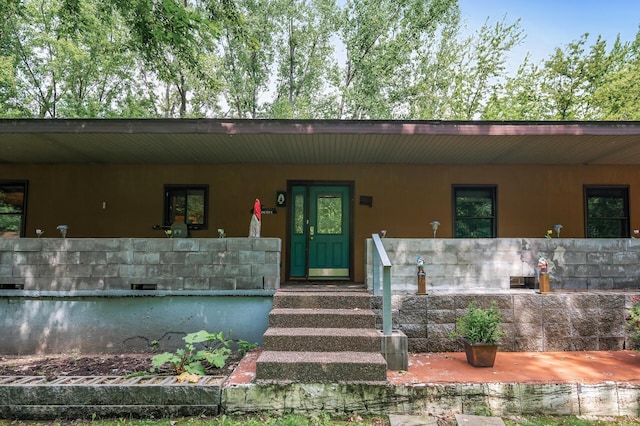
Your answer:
[0,181,27,238]
[164,185,208,230]
[453,186,496,238]
[585,186,629,238]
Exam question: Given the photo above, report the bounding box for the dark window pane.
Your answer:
[455,218,493,238]
[0,183,27,238]
[587,219,626,238]
[165,185,208,229]
[585,186,629,238]
[0,185,24,213]
[185,189,205,224]
[454,186,496,238]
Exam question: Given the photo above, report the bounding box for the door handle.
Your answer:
[309,226,315,240]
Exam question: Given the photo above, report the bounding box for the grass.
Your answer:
[503,416,640,426]
[3,415,640,426]
[0,414,389,426]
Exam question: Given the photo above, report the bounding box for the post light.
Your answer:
[430,221,440,238]
[552,224,563,238]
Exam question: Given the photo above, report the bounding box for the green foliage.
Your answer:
[451,301,505,344]
[625,296,640,350]
[503,416,640,426]
[2,0,640,120]
[150,330,232,375]
[236,339,258,357]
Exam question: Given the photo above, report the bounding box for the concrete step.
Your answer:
[268,308,376,329]
[273,291,371,310]
[262,327,381,352]
[255,350,388,383]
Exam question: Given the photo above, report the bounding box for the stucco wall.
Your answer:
[0,294,273,354]
[366,238,640,293]
[372,293,638,353]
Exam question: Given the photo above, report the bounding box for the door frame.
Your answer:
[285,180,355,282]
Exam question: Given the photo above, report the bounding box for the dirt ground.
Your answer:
[0,352,240,379]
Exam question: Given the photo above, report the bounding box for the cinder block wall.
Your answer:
[366,238,640,293]
[372,293,639,353]
[0,238,281,291]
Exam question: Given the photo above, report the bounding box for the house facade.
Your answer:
[2,119,640,354]
[2,119,640,284]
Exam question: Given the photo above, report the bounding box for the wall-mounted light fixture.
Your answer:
[359,195,373,207]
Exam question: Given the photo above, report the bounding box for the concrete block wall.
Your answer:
[372,293,639,353]
[366,238,640,293]
[0,237,281,291]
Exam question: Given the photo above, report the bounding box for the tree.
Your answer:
[218,0,275,118]
[486,32,633,120]
[269,0,340,119]
[412,16,524,120]
[2,0,149,117]
[540,33,629,120]
[483,55,549,120]
[336,0,459,119]
[594,30,640,120]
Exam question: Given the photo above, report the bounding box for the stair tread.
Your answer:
[270,308,375,315]
[275,291,369,296]
[264,327,380,337]
[257,350,387,364]
[273,291,372,309]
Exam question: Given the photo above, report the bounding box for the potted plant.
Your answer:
[450,301,505,367]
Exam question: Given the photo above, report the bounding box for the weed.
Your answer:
[150,330,232,375]
[236,339,258,357]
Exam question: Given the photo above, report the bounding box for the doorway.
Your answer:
[287,181,353,281]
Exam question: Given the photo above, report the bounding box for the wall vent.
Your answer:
[131,284,158,290]
[0,284,24,290]
[510,276,535,290]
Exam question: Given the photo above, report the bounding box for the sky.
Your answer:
[458,0,640,65]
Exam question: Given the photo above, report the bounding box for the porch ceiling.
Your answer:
[2,119,640,165]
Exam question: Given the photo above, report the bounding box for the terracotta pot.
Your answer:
[461,338,499,367]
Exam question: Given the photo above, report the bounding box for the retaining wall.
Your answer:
[3,378,639,419]
[366,238,640,293]
[372,293,639,353]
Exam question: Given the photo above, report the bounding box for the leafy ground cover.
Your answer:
[0,352,240,378]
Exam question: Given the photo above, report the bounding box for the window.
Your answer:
[453,186,496,238]
[294,192,305,234]
[0,181,27,238]
[164,185,208,230]
[317,193,343,234]
[585,186,629,238]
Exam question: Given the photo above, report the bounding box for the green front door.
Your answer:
[289,184,351,280]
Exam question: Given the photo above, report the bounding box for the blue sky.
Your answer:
[458,0,640,64]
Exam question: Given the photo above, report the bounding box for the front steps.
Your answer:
[255,291,388,384]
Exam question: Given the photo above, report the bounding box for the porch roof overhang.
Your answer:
[1,119,640,165]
